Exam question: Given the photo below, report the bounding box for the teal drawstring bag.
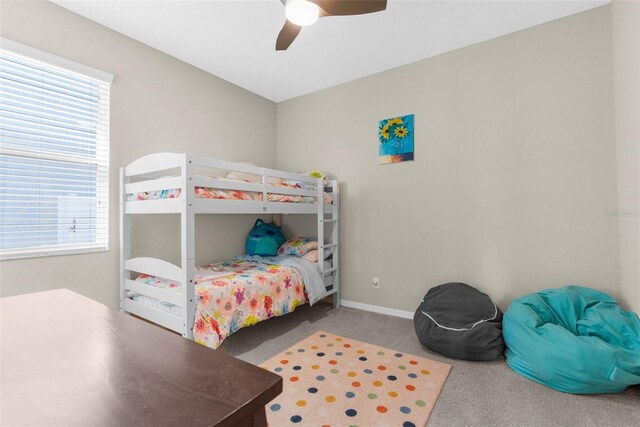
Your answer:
[503,285,640,394]
[245,219,285,257]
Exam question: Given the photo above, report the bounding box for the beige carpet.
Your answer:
[221,303,640,426]
[261,331,451,427]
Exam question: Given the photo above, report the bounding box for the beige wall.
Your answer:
[0,1,276,307]
[612,0,640,313]
[277,6,621,312]
[1,2,631,315]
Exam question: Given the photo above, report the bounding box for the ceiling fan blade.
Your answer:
[313,0,387,16]
[276,20,302,51]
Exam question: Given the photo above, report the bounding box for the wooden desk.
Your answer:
[1,289,282,426]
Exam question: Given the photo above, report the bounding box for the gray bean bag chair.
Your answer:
[413,282,505,361]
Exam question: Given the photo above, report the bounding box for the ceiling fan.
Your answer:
[276,0,388,51]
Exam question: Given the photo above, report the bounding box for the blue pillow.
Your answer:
[245,219,285,256]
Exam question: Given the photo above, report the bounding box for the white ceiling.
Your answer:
[52,0,609,102]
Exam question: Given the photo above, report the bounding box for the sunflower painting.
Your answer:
[378,114,414,164]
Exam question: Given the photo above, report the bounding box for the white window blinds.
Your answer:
[0,44,111,260]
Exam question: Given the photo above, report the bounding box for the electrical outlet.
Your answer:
[372,277,380,289]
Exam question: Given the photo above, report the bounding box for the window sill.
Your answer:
[0,247,109,261]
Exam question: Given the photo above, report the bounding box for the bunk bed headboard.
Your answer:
[125,152,185,177]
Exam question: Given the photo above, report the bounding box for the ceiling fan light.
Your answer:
[285,0,320,27]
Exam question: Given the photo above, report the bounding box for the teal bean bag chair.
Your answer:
[503,286,640,394]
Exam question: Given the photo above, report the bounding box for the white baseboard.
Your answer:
[340,299,414,320]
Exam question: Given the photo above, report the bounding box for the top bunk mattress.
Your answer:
[127,176,333,204]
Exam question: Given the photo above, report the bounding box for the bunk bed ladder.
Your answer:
[318,180,340,308]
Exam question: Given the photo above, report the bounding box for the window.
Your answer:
[0,39,112,260]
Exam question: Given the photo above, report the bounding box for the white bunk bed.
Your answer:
[119,152,340,342]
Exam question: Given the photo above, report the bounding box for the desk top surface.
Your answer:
[1,289,282,426]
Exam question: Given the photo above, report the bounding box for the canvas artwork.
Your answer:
[378,114,414,164]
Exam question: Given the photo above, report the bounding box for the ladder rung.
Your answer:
[322,243,337,249]
[321,218,337,223]
[323,268,337,276]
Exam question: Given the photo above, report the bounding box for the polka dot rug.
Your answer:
[260,331,451,427]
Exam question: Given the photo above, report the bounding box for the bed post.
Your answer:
[332,183,340,308]
[181,154,196,340]
[119,167,130,312]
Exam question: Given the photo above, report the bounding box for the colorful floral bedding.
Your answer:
[127,176,333,204]
[131,258,308,349]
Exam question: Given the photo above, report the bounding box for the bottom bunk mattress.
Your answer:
[129,256,325,349]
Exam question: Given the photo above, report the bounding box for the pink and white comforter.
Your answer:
[132,259,308,349]
[127,176,333,204]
